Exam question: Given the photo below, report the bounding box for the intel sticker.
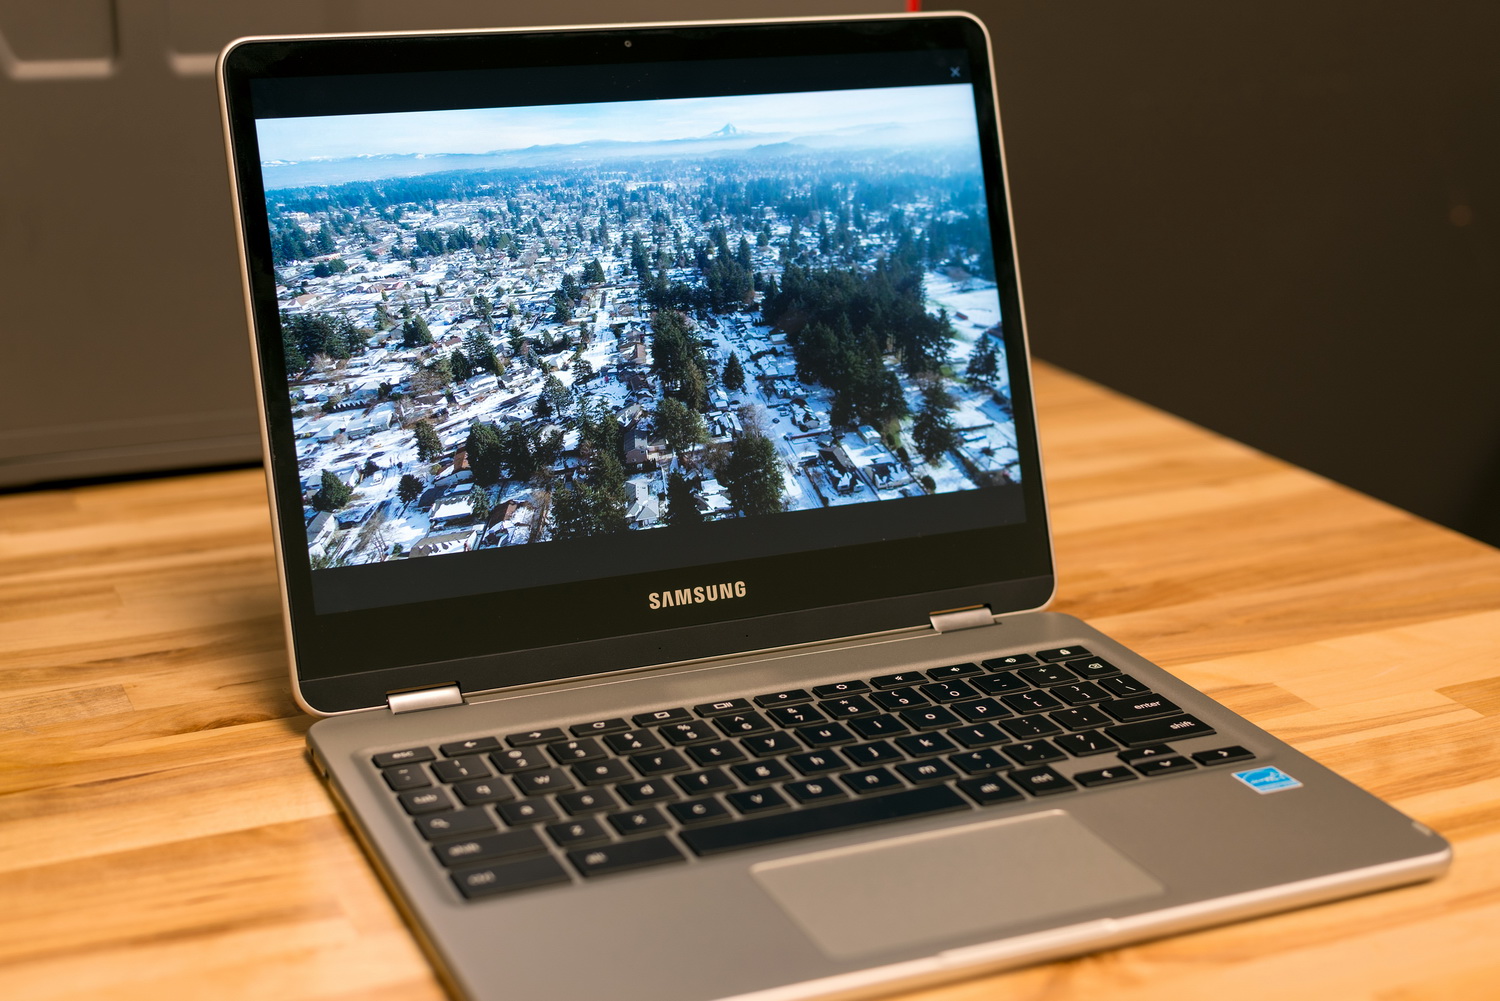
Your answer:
[1234,766,1303,794]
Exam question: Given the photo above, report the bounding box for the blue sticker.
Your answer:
[1234,766,1303,794]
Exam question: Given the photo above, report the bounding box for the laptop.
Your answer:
[218,13,1450,1001]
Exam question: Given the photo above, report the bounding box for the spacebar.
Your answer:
[679,786,970,856]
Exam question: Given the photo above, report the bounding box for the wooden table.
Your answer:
[3,362,1498,1001]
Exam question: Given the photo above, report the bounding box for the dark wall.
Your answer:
[974,0,1500,547]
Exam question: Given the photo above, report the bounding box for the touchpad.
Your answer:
[751,810,1163,959]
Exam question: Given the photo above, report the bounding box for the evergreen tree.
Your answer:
[412,419,443,462]
[665,471,703,526]
[449,348,473,382]
[911,381,961,463]
[465,422,506,485]
[398,473,423,507]
[723,432,785,517]
[311,469,353,512]
[722,351,745,392]
[966,336,999,383]
[656,397,708,455]
[583,258,606,284]
[401,315,433,347]
[470,487,491,522]
[542,374,572,418]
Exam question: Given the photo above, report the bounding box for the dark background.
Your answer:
[4,0,1498,548]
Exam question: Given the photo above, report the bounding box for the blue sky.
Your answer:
[257,84,979,162]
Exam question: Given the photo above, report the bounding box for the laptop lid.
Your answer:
[219,13,1052,715]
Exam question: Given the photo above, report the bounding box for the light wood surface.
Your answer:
[2,362,1498,1001]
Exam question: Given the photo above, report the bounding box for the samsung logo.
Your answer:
[649,580,747,609]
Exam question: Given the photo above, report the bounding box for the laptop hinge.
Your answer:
[387,684,465,714]
[928,605,995,633]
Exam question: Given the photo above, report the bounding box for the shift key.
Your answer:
[1104,714,1216,747]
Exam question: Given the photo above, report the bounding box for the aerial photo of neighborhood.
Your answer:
[257,84,1019,569]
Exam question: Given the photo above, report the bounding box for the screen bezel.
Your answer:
[220,14,1055,715]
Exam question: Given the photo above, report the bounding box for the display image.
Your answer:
[257,84,1017,569]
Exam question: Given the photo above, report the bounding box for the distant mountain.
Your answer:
[709,123,741,137]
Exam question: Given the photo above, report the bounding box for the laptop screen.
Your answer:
[223,16,1052,711]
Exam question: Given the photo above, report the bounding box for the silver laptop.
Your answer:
[218,13,1450,1001]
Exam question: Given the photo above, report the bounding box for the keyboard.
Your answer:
[367,645,1257,900]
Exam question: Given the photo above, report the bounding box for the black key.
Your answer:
[812,680,871,698]
[1051,682,1111,705]
[817,696,881,719]
[740,732,800,757]
[694,697,753,717]
[947,723,1009,748]
[981,653,1038,671]
[785,778,849,803]
[687,740,746,766]
[440,736,501,757]
[949,748,1010,774]
[1101,693,1184,723]
[972,672,1029,696]
[572,759,633,786]
[871,687,930,711]
[1192,745,1256,767]
[925,662,983,679]
[999,714,1062,739]
[919,680,981,704]
[669,797,732,826]
[433,828,547,867]
[1004,739,1066,767]
[1054,730,1118,757]
[1105,715,1216,747]
[1049,705,1113,731]
[844,741,903,766]
[675,768,735,795]
[796,722,856,748]
[715,712,774,737]
[1065,657,1121,680]
[373,746,434,768]
[753,688,813,708]
[452,855,571,898]
[632,707,692,728]
[870,671,927,689]
[417,809,496,841]
[660,721,717,745]
[568,835,684,877]
[1018,664,1077,687]
[1075,766,1139,788]
[629,750,690,776]
[557,789,619,815]
[546,738,607,764]
[952,698,1010,722]
[617,778,679,804]
[1001,690,1063,714]
[897,732,957,757]
[848,714,910,740]
[680,786,970,856]
[841,767,903,795]
[1135,755,1198,777]
[497,799,558,826]
[399,788,454,815]
[897,758,957,784]
[1118,743,1176,763]
[1036,646,1091,662]
[605,729,662,754]
[1099,674,1150,698]
[727,787,789,814]
[490,747,549,773]
[433,755,492,784]
[1010,765,1076,796]
[899,705,960,730]
[506,727,566,747]
[571,717,630,737]
[957,773,1025,805]
[545,816,611,848]
[732,759,793,785]
[382,765,430,791]
[513,767,575,796]
[607,806,671,836]
[767,704,826,727]
[453,777,517,806]
[788,749,847,775]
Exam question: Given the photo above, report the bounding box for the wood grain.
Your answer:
[2,361,1497,1001]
